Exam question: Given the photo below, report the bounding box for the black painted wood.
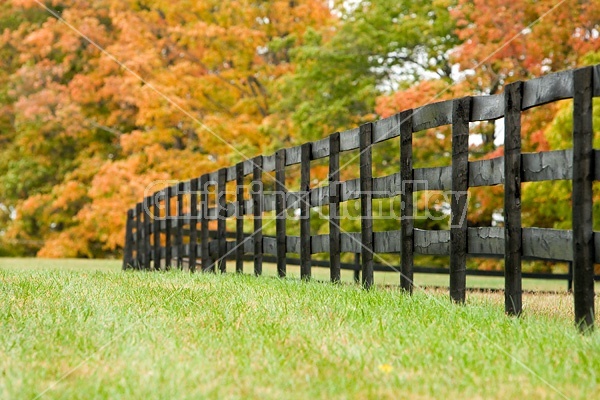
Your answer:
[329,132,341,283]
[522,69,573,110]
[122,209,134,270]
[311,234,329,253]
[262,154,276,173]
[311,137,330,159]
[153,192,161,271]
[412,100,452,131]
[373,230,402,253]
[340,127,360,152]
[340,232,362,253]
[252,156,263,276]
[285,146,302,166]
[522,228,571,260]
[572,66,595,332]
[143,196,152,270]
[134,202,142,269]
[471,93,504,121]
[414,229,450,255]
[200,174,213,272]
[164,186,172,269]
[354,253,361,283]
[522,149,572,182]
[467,149,574,188]
[373,114,401,143]
[359,123,374,289]
[236,162,245,273]
[189,178,199,272]
[469,157,504,187]
[568,262,574,292]
[275,149,287,278]
[373,172,401,198]
[217,168,227,273]
[300,143,312,280]
[413,166,451,191]
[450,97,471,303]
[400,110,414,293]
[176,182,184,269]
[594,65,600,96]
[504,81,524,316]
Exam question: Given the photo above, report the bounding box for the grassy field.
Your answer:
[0,258,598,399]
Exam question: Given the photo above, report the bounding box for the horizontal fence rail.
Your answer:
[123,65,600,332]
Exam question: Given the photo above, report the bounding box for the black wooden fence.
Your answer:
[123,65,599,331]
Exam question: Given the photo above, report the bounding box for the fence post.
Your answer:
[122,208,134,270]
[329,132,341,283]
[165,186,172,270]
[236,162,245,273]
[275,149,287,278]
[504,81,523,316]
[153,191,161,271]
[359,122,374,289]
[400,109,414,293]
[218,168,227,273]
[300,143,312,280]
[568,262,574,292]
[252,156,264,276]
[450,97,471,303]
[572,66,595,332]
[189,178,199,272]
[200,174,213,272]
[354,253,361,283]
[176,182,184,269]
[143,195,152,270]
[134,202,142,269]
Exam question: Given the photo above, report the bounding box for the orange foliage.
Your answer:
[376,80,460,118]
[451,0,600,92]
[0,0,333,257]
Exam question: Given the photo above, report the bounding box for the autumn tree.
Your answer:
[0,0,332,256]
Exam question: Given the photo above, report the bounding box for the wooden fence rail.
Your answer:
[123,65,600,332]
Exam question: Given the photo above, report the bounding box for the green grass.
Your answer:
[1,259,598,399]
[231,259,570,292]
[0,257,569,291]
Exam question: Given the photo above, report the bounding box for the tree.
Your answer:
[0,0,332,256]
[274,0,460,142]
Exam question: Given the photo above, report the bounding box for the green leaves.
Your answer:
[275,0,459,142]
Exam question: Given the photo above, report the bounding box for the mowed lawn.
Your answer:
[0,259,599,399]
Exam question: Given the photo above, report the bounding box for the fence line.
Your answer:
[122,65,600,332]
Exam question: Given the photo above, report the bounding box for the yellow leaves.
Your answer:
[51,181,87,211]
[37,229,95,258]
[204,24,227,39]
[120,130,153,155]
[20,194,51,215]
